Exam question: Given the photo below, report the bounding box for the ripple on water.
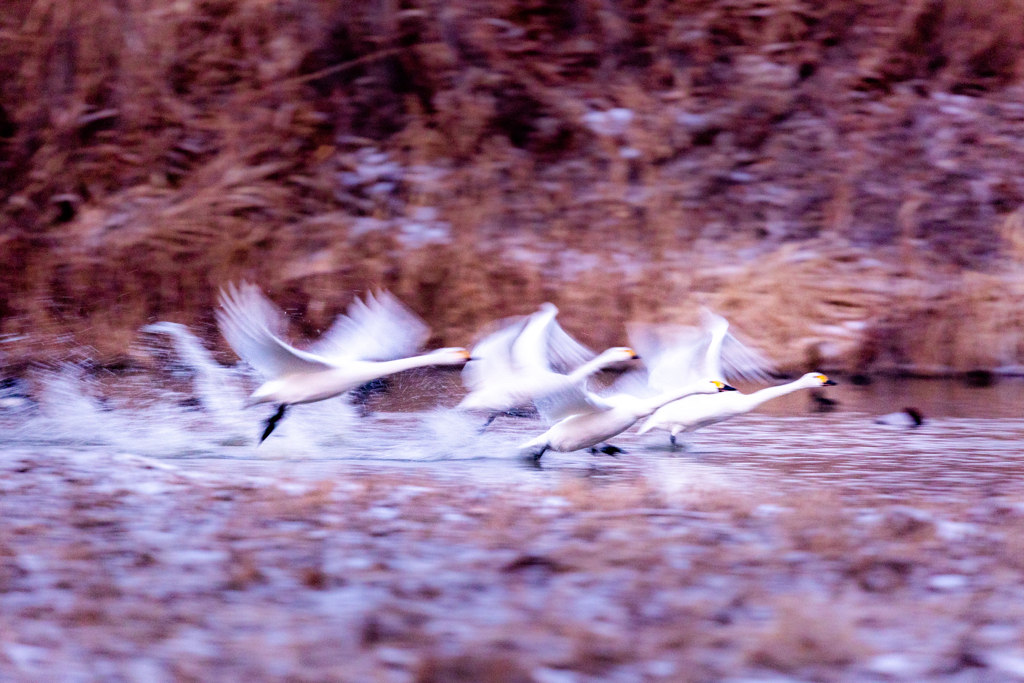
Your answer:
[3,364,1024,501]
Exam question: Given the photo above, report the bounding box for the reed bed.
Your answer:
[1,0,1023,373]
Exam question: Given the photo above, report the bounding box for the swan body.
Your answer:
[216,282,469,440]
[519,379,735,458]
[460,303,638,423]
[638,372,837,442]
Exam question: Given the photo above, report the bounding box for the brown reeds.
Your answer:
[1,0,1023,372]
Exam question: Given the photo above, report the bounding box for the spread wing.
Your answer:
[628,322,711,391]
[462,316,527,392]
[628,309,774,392]
[216,282,334,379]
[306,290,430,362]
[510,303,595,376]
[535,386,615,423]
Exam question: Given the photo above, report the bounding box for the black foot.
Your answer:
[590,444,625,457]
[260,404,288,443]
[669,434,677,449]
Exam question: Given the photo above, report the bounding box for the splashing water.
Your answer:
[2,323,533,462]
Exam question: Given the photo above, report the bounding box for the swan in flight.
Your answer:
[459,303,639,430]
[633,309,835,448]
[519,379,736,460]
[216,282,470,442]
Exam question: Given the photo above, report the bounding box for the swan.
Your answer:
[216,282,470,442]
[519,379,736,460]
[459,303,639,430]
[631,309,833,447]
[638,372,837,446]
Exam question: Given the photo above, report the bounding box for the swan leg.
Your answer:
[479,412,500,434]
[525,445,547,461]
[260,404,288,443]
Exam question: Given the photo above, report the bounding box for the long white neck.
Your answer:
[739,379,813,409]
[566,355,615,384]
[370,354,448,376]
[635,382,718,417]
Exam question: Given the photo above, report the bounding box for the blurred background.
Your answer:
[2,0,1024,375]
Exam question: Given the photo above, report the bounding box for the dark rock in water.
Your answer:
[964,370,995,388]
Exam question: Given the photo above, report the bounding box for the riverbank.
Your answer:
[2,0,1024,375]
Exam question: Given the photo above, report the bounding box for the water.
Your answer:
[2,326,1024,503]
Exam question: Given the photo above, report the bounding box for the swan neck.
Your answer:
[639,382,714,415]
[372,354,440,375]
[744,381,807,407]
[566,356,608,384]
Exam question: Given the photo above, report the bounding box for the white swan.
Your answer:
[632,309,834,447]
[216,282,470,441]
[519,379,736,460]
[459,303,639,429]
[638,372,837,446]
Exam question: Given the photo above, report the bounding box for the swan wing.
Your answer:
[462,316,528,392]
[720,331,776,384]
[307,290,430,362]
[217,282,334,379]
[628,322,713,391]
[535,386,614,423]
[511,304,595,376]
[544,315,596,374]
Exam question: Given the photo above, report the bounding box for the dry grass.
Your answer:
[1,0,1024,373]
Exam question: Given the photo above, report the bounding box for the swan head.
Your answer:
[426,347,472,365]
[595,346,641,365]
[802,372,837,387]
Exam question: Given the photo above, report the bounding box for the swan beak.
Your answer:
[712,381,737,392]
[630,353,641,360]
[458,349,472,361]
[823,379,837,386]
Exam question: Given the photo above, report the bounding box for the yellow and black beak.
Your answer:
[821,375,836,386]
[713,381,738,392]
[626,348,641,360]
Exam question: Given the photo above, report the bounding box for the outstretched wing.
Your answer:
[535,386,614,423]
[462,316,527,392]
[306,290,430,362]
[628,322,711,391]
[510,303,594,376]
[629,310,775,391]
[216,282,334,379]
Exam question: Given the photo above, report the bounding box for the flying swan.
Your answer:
[518,378,736,460]
[459,303,639,430]
[634,309,835,448]
[216,282,470,442]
